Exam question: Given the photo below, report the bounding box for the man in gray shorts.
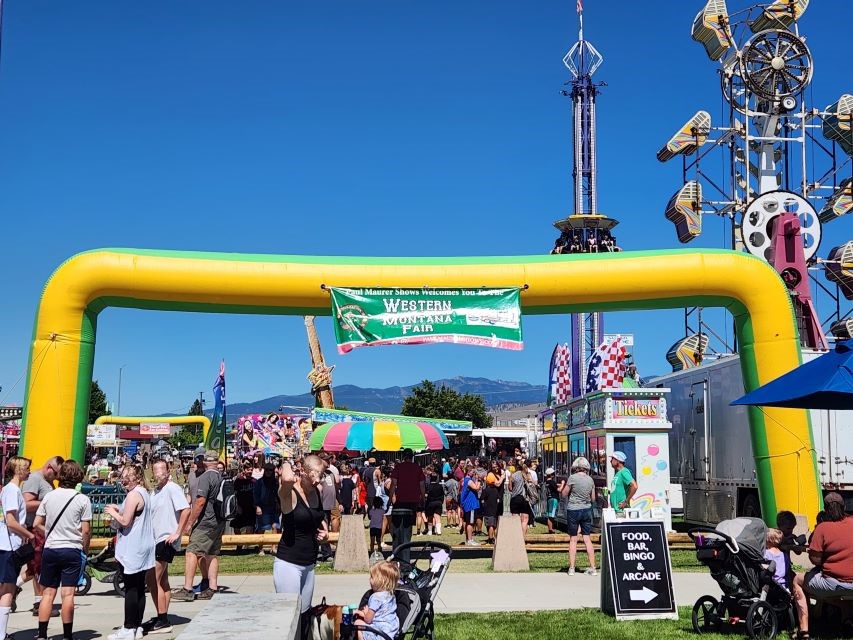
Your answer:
[172,451,225,602]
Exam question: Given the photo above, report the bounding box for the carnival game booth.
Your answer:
[538,388,673,531]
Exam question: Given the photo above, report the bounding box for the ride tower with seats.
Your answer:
[551,4,622,398]
[658,0,853,369]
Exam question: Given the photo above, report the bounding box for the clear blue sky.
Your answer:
[0,1,849,415]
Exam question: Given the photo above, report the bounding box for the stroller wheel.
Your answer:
[76,572,93,596]
[746,600,778,640]
[113,571,126,598]
[692,595,722,634]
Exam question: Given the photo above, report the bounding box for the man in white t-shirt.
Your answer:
[143,460,190,635]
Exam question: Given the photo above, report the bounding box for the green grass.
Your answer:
[434,607,720,640]
[433,607,851,640]
[169,548,702,575]
[166,517,705,575]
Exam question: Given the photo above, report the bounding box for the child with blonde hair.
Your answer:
[763,528,787,588]
[354,560,399,640]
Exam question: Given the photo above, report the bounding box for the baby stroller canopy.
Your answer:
[716,517,767,564]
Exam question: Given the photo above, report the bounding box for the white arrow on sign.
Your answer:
[629,587,658,604]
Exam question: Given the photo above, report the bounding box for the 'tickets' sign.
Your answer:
[329,287,523,354]
[611,398,662,420]
[600,520,677,620]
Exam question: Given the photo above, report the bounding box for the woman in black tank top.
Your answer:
[272,456,327,612]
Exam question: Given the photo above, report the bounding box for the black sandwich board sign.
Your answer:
[600,519,677,620]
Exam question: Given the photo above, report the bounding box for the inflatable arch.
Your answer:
[93,415,211,443]
[21,248,820,523]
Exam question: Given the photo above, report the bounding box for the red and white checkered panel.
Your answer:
[554,344,572,404]
[599,338,627,389]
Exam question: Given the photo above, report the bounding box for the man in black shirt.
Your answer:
[232,462,256,544]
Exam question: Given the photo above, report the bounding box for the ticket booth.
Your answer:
[565,388,673,532]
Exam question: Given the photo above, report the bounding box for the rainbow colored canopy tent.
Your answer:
[309,421,449,452]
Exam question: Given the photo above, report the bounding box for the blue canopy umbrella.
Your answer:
[731,340,853,410]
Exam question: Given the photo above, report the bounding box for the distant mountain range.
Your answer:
[200,377,547,418]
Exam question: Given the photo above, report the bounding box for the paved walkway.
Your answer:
[8,572,718,638]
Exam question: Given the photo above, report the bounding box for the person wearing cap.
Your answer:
[562,457,597,576]
[172,451,226,603]
[186,454,206,505]
[609,451,637,512]
[793,492,853,636]
[544,468,560,535]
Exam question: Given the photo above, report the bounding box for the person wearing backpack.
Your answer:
[171,451,225,603]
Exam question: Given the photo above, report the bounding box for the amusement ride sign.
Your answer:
[329,287,523,353]
[600,520,677,620]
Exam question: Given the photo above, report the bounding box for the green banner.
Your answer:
[330,287,523,353]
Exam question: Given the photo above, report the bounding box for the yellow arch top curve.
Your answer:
[20,248,820,523]
[93,415,211,442]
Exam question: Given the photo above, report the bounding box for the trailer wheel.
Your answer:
[741,493,761,518]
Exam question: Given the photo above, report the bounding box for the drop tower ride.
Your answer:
[551,3,621,398]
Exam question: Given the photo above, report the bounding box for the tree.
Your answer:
[185,398,205,440]
[188,399,204,417]
[88,380,111,425]
[167,398,205,448]
[401,380,493,430]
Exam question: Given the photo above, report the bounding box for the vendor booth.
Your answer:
[538,388,673,531]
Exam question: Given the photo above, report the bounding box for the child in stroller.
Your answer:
[689,517,796,640]
[335,541,451,640]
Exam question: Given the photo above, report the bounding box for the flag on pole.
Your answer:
[577,0,583,13]
[585,337,627,393]
[204,360,226,460]
[547,343,572,407]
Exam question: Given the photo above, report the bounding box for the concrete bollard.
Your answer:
[333,514,370,572]
[491,514,530,572]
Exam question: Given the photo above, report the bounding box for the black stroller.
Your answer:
[689,517,795,639]
[339,541,452,640]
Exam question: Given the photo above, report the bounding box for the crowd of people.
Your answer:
[0,446,849,640]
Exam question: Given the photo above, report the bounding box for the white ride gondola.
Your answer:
[822,94,853,157]
[692,0,733,61]
[656,111,712,162]
[748,0,809,33]
[664,181,703,243]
